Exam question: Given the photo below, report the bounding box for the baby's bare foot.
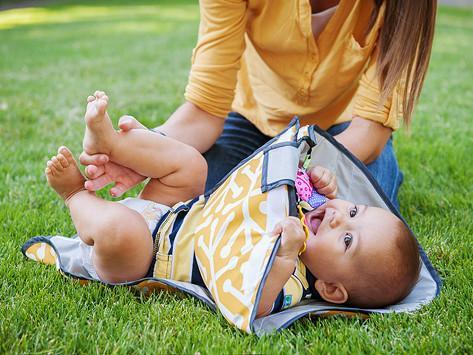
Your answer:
[45,146,86,203]
[83,91,116,155]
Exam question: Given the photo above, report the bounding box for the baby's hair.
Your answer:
[346,218,420,308]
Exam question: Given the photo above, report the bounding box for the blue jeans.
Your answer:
[203,112,403,209]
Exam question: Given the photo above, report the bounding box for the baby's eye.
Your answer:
[349,206,358,218]
[344,234,353,249]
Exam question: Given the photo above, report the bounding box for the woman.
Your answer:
[80,0,437,209]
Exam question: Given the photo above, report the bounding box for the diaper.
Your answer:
[118,197,171,234]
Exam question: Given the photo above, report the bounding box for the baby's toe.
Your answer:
[47,160,57,174]
[96,98,108,114]
[87,95,95,103]
[51,156,63,170]
[57,153,69,168]
[94,90,105,99]
[58,146,74,163]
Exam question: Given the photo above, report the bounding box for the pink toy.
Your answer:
[295,168,327,210]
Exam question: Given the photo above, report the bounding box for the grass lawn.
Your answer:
[1,1,472,352]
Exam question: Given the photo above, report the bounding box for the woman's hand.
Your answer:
[272,217,306,260]
[82,160,146,197]
[307,165,337,199]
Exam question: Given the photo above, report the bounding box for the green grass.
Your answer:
[1,1,472,353]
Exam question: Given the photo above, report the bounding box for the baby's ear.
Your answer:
[315,280,348,304]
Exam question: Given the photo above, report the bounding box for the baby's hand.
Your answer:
[272,217,306,260]
[307,165,337,199]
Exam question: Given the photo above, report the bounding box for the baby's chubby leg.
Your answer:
[46,147,153,283]
[83,91,207,206]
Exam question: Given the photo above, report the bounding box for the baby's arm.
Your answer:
[256,165,337,317]
[256,217,306,318]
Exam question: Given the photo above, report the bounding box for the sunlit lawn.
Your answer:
[1,1,472,352]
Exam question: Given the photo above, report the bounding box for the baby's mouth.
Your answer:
[306,205,326,236]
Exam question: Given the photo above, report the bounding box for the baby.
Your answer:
[256,197,420,316]
[46,91,420,316]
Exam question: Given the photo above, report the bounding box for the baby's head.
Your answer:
[300,199,420,308]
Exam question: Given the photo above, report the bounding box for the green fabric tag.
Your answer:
[303,155,311,169]
[283,295,293,308]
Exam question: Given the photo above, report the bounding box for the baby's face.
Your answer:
[300,199,399,284]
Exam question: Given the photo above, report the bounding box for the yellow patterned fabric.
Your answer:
[147,123,300,333]
[193,152,280,332]
[24,242,58,266]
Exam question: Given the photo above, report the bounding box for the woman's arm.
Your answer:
[157,101,224,153]
[335,116,392,164]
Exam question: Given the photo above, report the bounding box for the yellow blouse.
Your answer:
[185,0,404,136]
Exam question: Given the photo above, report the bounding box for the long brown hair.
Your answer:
[372,0,437,125]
